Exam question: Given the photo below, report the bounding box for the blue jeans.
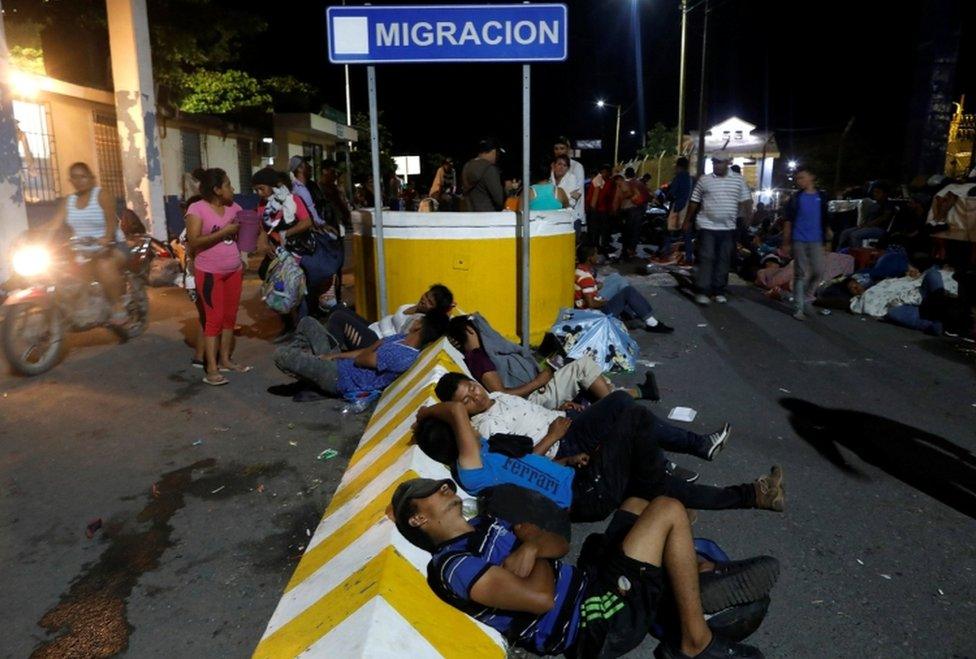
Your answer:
[695,229,735,296]
[839,226,885,249]
[598,273,629,300]
[885,267,945,335]
[602,284,654,321]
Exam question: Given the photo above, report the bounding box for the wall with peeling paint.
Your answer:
[203,134,242,191]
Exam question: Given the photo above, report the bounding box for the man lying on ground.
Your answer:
[413,391,785,523]
[326,284,454,350]
[272,311,449,400]
[390,478,771,658]
[446,315,659,409]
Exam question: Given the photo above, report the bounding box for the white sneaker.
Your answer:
[713,295,728,304]
[705,423,732,461]
[694,294,711,306]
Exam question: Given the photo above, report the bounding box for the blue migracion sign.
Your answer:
[327,4,568,64]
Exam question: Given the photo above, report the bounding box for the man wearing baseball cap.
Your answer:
[683,151,753,305]
[461,138,509,212]
[389,478,768,658]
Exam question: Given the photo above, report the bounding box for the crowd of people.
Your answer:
[37,135,973,658]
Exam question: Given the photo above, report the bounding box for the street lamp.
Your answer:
[788,160,798,170]
[597,99,623,166]
[629,130,637,136]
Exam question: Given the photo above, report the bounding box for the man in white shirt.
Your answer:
[553,137,586,232]
[326,284,454,350]
[684,151,753,305]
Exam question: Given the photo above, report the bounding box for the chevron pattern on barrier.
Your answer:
[254,338,507,659]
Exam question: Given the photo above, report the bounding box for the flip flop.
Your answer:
[202,374,229,386]
[219,364,253,373]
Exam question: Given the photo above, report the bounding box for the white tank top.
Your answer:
[66,187,120,240]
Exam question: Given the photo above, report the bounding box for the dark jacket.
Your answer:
[461,158,505,212]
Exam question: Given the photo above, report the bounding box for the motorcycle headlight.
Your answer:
[12,244,52,277]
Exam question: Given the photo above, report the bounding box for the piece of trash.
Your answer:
[667,407,697,423]
[257,484,265,493]
[811,600,824,605]
[779,388,791,393]
[305,528,311,537]
[192,440,204,446]
[880,574,892,580]
[211,486,225,494]
[151,483,160,499]
[938,588,944,596]
[697,323,708,328]
[636,360,659,368]
[85,518,103,539]
[856,559,864,565]
[819,309,832,316]
[317,448,339,461]
[213,426,230,433]
[288,422,296,430]
[288,441,298,447]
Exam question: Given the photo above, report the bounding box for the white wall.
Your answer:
[203,134,240,191]
[158,126,183,197]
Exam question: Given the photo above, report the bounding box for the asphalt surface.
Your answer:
[1,265,975,658]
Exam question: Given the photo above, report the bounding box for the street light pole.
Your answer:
[677,0,688,155]
[695,0,710,176]
[614,104,622,166]
[631,0,646,148]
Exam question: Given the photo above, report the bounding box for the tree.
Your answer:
[2,0,318,115]
[638,123,679,159]
[348,111,397,184]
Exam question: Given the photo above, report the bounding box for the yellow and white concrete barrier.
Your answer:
[254,338,507,658]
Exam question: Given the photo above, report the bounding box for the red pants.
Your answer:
[196,267,243,337]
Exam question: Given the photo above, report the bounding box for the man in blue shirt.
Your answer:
[414,384,785,522]
[389,478,769,658]
[288,156,325,227]
[272,311,448,398]
[661,157,695,264]
[781,166,830,319]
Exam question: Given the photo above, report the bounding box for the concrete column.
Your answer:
[106,0,166,240]
[0,0,30,282]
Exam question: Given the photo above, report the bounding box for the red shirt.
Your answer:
[574,263,599,308]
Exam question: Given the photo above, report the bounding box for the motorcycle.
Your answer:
[2,234,154,375]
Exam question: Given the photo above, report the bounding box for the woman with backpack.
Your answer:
[252,167,343,337]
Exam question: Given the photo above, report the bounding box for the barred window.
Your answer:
[92,111,125,199]
[181,129,202,173]
[237,138,253,191]
[13,100,61,203]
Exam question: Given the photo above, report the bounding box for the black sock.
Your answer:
[639,372,660,401]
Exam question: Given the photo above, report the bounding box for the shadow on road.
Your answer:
[781,397,976,519]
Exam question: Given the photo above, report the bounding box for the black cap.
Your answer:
[477,138,505,155]
[391,478,457,552]
[554,135,571,148]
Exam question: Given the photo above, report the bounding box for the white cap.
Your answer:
[709,150,733,162]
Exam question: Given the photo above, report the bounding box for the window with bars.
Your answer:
[302,142,323,182]
[92,111,125,199]
[181,129,202,173]
[237,138,253,191]
[13,100,61,203]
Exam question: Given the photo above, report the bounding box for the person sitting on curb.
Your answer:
[413,390,785,523]
[388,478,770,659]
[446,315,661,409]
[326,284,454,351]
[576,244,675,333]
[271,312,449,401]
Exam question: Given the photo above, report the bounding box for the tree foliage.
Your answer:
[178,70,272,114]
[637,123,679,159]
[348,111,398,184]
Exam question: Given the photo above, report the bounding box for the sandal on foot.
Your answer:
[202,374,229,386]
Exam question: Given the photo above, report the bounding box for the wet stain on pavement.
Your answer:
[160,373,203,408]
[239,503,324,572]
[31,459,290,658]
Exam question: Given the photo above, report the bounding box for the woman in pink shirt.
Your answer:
[185,168,250,386]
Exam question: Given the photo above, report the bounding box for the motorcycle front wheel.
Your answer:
[118,274,149,340]
[1,302,64,376]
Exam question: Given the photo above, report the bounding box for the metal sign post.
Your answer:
[327,4,567,341]
[367,66,388,317]
[520,64,531,348]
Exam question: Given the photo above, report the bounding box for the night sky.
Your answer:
[253,1,974,180]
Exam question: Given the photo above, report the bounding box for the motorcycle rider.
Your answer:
[45,162,128,325]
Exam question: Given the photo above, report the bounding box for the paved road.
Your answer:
[1,269,974,658]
